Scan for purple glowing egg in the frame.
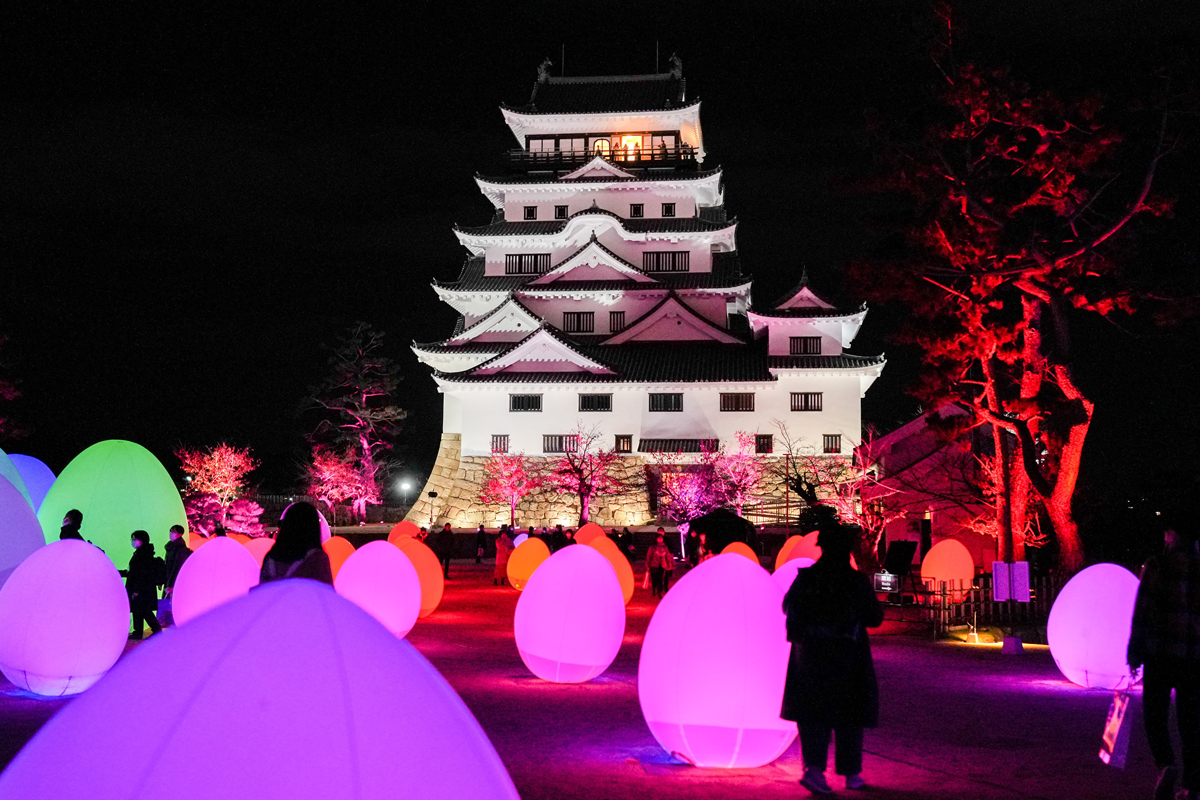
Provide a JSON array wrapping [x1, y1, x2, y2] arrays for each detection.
[[514, 544, 625, 683], [0, 581, 521, 799], [0, 448, 32, 510], [1047, 563, 1140, 689], [638, 553, 795, 768], [334, 540, 422, 638], [7, 454, 55, 512], [171, 536, 260, 626], [0, 540, 128, 696], [770, 556, 815, 594], [0, 476, 46, 587]]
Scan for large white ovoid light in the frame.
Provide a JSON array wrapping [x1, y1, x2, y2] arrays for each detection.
[[1047, 563, 1140, 689]]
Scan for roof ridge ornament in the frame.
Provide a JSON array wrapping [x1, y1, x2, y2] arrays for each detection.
[[537, 58, 553, 84], [669, 53, 682, 79]]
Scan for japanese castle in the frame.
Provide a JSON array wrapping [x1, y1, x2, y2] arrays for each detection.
[[407, 59, 885, 528]]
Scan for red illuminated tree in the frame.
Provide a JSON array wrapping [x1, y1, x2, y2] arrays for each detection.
[[478, 452, 545, 526], [548, 426, 638, 524], [306, 446, 377, 520], [855, 8, 1178, 570], [176, 443, 259, 507], [224, 498, 266, 537]]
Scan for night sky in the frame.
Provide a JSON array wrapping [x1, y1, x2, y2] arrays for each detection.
[[3, 3, 1198, 546]]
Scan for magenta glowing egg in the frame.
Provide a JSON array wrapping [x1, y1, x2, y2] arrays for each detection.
[[1047, 563, 1140, 689], [638, 553, 795, 768], [770, 557, 815, 594], [920, 539, 975, 598], [0, 477, 46, 587], [512, 533, 528, 546], [514, 545, 625, 683], [0, 540, 128, 696], [8, 454, 55, 512], [171, 536, 260, 626], [0, 581, 521, 800], [334, 541, 422, 638]]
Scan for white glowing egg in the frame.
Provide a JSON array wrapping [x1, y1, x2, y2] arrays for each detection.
[[1047, 563, 1140, 689], [514, 545, 626, 683], [770, 557, 815, 594], [0, 540, 128, 696], [334, 541, 422, 638], [0, 581, 521, 799], [7, 454, 55, 512], [638, 553, 795, 768], [171, 536, 260, 625], [0, 477, 46, 587]]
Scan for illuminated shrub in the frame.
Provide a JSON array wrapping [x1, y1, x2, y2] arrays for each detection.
[[638, 553, 795, 768], [506, 537, 550, 591], [586, 535, 635, 604], [720, 541, 758, 564], [388, 520, 422, 544], [392, 537, 444, 618], [7, 454, 55, 512], [573, 522, 605, 546], [172, 537, 260, 625], [322, 535, 356, 580], [334, 541, 421, 638], [920, 539, 975, 599], [36, 441, 186, 568], [1047, 563, 1140, 689], [0, 581, 521, 799], [0, 477, 46, 587], [0, 540, 128, 696], [242, 536, 275, 568], [770, 557, 815, 594], [514, 545, 625, 683]]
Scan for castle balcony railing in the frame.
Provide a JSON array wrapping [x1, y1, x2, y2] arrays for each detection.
[[505, 146, 699, 173]]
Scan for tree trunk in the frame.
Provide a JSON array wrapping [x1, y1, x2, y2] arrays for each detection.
[[510, 499, 517, 528], [579, 491, 590, 524], [1044, 365, 1092, 574]]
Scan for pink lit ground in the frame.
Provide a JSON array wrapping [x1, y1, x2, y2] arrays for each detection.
[[0, 562, 1166, 799]]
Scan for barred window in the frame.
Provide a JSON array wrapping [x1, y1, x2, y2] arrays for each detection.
[[543, 434, 579, 453], [630, 203, 644, 218], [505, 254, 551, 275], [649, 393, 683, 412], [642, 251, 690, 272], [720, 393, 755, 412], [491, 435, 509, 453], [823, 434, 842, 454], [790, 392, 823, 412], [661, 202, 676, 217], [509, 394, 542, 412], [609, 310, 626, 333], [523, 206, 538, 220], [615, 434, 633, 453], [562, 312, 595, 333], [755, 434, 774, 454], [578, 394, 612, 412], [554, 204, 568, 219], [790, 336, 822, 355]]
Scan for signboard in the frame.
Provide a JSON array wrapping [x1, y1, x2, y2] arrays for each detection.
[[993, 561, 1031, 603]]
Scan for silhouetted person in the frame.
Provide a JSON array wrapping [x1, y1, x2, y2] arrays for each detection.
[[436, 523, 454, 578], [261, 502, 332, 584], [59, 509, 84, 540], [1129, 514, 1200, 800], [782, 526, 883, 795], [476, 525, 487, 564], [549, 525, 568, 553], [123, 531, 162, 640], [159, 524, 190, 626], [685, 528, 701, 567], [620, 527, 636, 562], [494, 529, 514, 586]]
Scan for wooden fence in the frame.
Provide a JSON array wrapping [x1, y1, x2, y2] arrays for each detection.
[[887, 572, 1064, 638]]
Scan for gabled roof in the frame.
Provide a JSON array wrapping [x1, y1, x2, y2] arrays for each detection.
[[454, 214, 734, 238], [602, 293, 742, 345], [558, 156, 639, 181], [529, 235, 657, 285], [750, 269, 865, 318], [447, 295, 543, 344], [506, 72, 686, 115], [434, 253, 751, 294], [472, 327, 617, 376]]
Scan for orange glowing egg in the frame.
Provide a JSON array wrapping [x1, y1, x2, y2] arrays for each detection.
[[242, 537, 275, 568], [920, 539, 975, 600], [507, 538, 550, 591], [388, 521, 422, 545], [774, 535, 803, 570], [391, 537, 444, 618], [226, 532, 251, 545], [721, 541, 759, 564], [574, 523, 606, 546], [790, 531, 858, 570], [322, 536, 356, 580], [587, 535, 635, 604], [186, 532, 210, 552]]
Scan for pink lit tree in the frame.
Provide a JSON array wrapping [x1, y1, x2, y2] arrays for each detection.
[[653, 445, 724, 527], [712, 432, 768, 516], [478, 453, 544, 527], [184, 494, 225, 536], [224, 498, 267, 537], [306, 446, 378, 521], [549, 426, 636, 525], [176, 443, 259, 507]]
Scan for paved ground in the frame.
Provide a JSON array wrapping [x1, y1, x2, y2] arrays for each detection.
[[0, 561, 1170, 799]]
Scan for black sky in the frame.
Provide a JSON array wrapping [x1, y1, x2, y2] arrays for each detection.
[[2, 2, 1198, 533]]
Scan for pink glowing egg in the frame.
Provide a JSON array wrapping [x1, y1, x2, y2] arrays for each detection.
[[1047, 563, 1140, 689], [920, 539, 975, 598], [507, 537, 550, 591], [7, 454, 56, 512], [770, 557, 816, 594], [574, 522, 605, 546], [388, 520, 422, 544], [0, 477, 47, 587], [0, 540, 128, 696], [639, 553, 796, 768], [721, 541, 759, 564], [0, 581, 521, 800], [514, 545, 626, 683], [322, 535, 356, 580], [586, 535, 635, 605], [242, 536, 275, 568], [172, 536, 260, 626], [392, 537, 444, 618], [334, 541, 422, 638], [774, 535, 803, 570], [512, 533, 528, 546]]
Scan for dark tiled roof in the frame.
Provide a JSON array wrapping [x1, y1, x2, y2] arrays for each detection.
[[768, 354, 886, 369], [639, 439, 719, 453], [507, 73, 687, 115], [435, 254, 750, 293], [748, 305, 866, 319], [476, 168, 722, 185], [412, 341, 510, 355], [455, 215, 734, 237]]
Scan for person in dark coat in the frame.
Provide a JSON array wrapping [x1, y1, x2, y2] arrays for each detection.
[[163, 524, 190, 591], [261, 502, 333, 584], [549, 525, 568, 553], [435, 523, 454, 578], [684, 528, 701, 567], [59, 509, 84, 540], [475, 525, 488, 564], [123, 530, 162, 639], [782, 525, 883, 795]]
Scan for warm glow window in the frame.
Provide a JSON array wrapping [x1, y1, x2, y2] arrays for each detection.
[[791, 392, 823, 412], [643, 252, 689, 272], [755, 434, 774, 454], [823, 434, 842, 454], [523, 206, 538, 221], [615, 434, 633, 453], [609, 311, 626, 333], [790, 336, 822, 355], [505, 254, 551, 275], [649, 393, 683, 412], [543, 434, 579, 453], [630, 203, 644, 219], [554, 205, 568, 219], [510, 394, 543, 412], [578, 394, 612, 412], [491, 435, 509, 453], [563, 312, 594, 333], [662, 203, 676, 218], [720, 393, 755, 412]]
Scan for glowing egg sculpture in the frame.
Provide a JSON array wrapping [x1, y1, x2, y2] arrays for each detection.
[[506, 537, 550, 591], [721, 541, 759, 564], [0, 477, 47, 587], [392, 537, 444, 618], [512, 533, 528, 547], [639, 553, 795, 768], [186, 532, 211, 552], [35, 440, 186, 567], [334, 541, 422, 638], [514, 545, 625, 683], [586, 534, 635, 604], [388, 520, 422, 544], [573, 522, 605, 546], [0, 581, 521, 800], [792, 531, 823, 562], [0, 540, 128, 696], [770, 557, 816, 594], [774, 535, 803, 570], [242, 536, 275, 568], [1047, 563, 1140, 689], [322, 535, 356, 580], [920, 539, 975, 600], [0, 449, 32, 510], [171, 536, 260, 626], [8, 454, 55, 512]]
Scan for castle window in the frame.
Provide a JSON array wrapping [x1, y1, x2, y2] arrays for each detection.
[[562, 312, 594, 333], [790, 336, 822, 355], [649, 393, 683, 412], [609, 311, 626, 333], [791, 392, 823, 412], [643, 251, 690, 272], [543, 434, 579, 453], [505, 254, 551, 275], [755, 434, 774, 454], [523, 206, 538, 220], [578, 394, 612, 412], [630, 203, 644, 218], [615, 434, 633, 453], [661, 203, 676, 217], [510, 394, 542, 412], [720, 393, 755, 412], [555, 205, 568, 219], [491, 435, 509, 453], [823, 434, 842, 454]]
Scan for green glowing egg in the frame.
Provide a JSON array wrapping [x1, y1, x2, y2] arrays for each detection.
[[36, 441, 186, 568]]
